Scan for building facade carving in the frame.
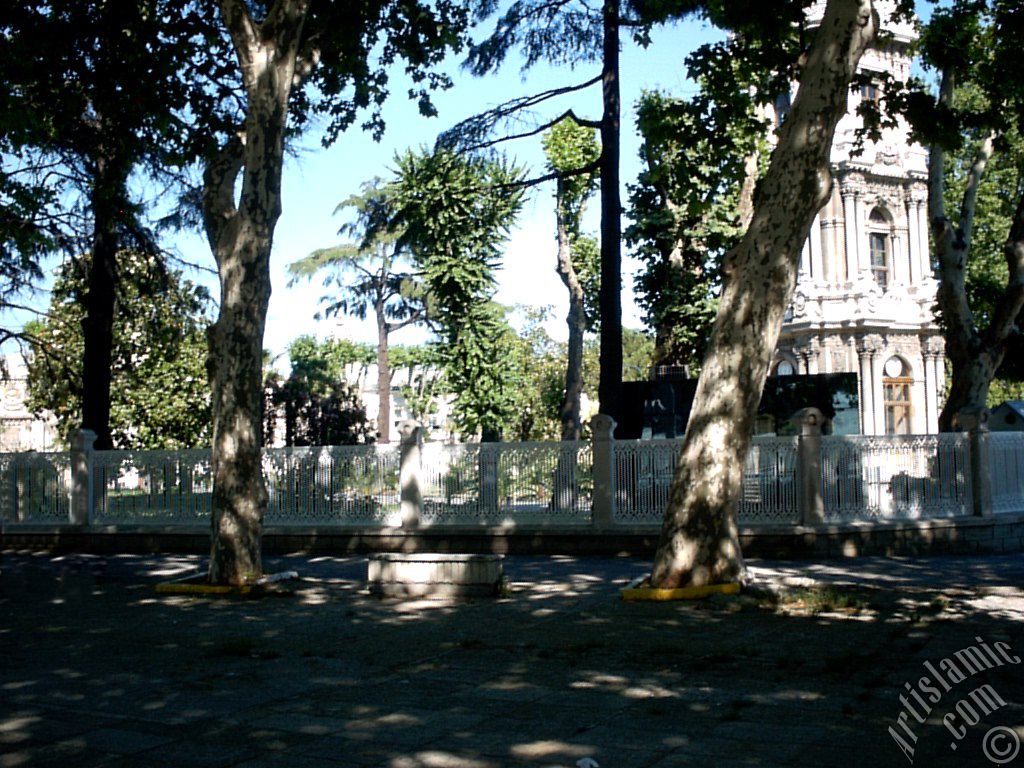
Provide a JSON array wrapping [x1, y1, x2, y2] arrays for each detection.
[[773, 1, 943, 435]]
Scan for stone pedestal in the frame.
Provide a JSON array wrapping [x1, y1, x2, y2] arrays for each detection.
[[367, 553, 504, 598]]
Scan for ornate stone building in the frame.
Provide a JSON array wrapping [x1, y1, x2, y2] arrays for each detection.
[[773, 2, 944, 435]]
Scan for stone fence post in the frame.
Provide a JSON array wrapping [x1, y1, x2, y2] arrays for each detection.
[[398, 420, 423, 529], [789, 408, 824, 526], [590, 414, 617, 529], [70, 429, 96, 526], [954, 408, 992, 517]]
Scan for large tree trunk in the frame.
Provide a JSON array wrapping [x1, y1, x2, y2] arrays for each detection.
[[931, 73, 1024, 430], [650, 0, 877, 589], [80, 154, 125, 450], [597, 0, 622, 428], [375, 301, 392, 443], [203, 0, 308, 586], [555, 183, 587, 441]]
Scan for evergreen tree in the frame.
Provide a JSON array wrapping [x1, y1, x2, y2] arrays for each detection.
[[25, 252, 211, 449]]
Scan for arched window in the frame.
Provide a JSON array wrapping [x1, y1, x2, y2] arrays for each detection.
[[868, 207, 892, 290], [883, 356, 912, 435]]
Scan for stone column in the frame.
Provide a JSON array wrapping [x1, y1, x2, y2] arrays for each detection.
[[841, 182, 861, 282], [872, 347, 887, 436], [914, 192, 931, 279], [809, 214, 823, 284], [905, 192, 920, 285], [70, 429, 97, 527], [953, 408, 992, 517], [821, 219, 841, 284], [923, 336, 945, 434], [856, 335, 883, 435], [790, 407, 825, 525], [589, 414, 617, 529], [893, 226, 909, 285], [807, 337, 822, 375], [856, 194, 872, 278], [398, 420, 423, 529]]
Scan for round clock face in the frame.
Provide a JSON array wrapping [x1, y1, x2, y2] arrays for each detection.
[[884, 357, 905, 378], [776, 361, 794, 376]]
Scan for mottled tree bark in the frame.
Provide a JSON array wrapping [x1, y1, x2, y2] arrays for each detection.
[[203, 0, 309, 585], [651, 0, 877, 589], [597, 0, 622, 428], [931, 73, 1024, 430]]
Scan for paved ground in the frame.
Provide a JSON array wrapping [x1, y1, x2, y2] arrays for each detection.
[[2, 550, 1023, 768]]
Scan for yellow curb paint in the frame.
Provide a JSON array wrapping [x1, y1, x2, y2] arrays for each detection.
[[620, 581, 741, 602], [155, 582, 253, 596]]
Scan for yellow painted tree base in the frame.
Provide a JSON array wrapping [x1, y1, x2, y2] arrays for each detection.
[[155, 570, 297, 597], [155, 581, 254, 596], [620, 580, 741, 602]]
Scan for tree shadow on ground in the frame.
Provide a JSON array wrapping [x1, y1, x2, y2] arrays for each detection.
[[1, 551, 1022, 768]]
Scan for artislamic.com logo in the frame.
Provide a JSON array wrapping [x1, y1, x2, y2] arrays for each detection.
[[889, 635, 1021, 764]]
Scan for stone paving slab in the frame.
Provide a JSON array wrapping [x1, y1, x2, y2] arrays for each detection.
[[3, 551, 1024, 767]]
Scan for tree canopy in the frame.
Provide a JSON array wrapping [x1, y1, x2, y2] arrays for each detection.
[[385, 148, 525, 440], [25, 251, 212, 449]]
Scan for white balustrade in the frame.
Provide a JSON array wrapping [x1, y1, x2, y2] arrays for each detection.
[[2, 427, 1019, 529], [821, 434, 972, 520], [0, 451, 71, 523], [92, 449, 213, 524], [991, 432, 1024, 514], [612, 436, 800, 525], [418, 441, 592, 525], [263, 445, 400, 525]]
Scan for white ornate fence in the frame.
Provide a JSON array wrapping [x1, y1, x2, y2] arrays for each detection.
[[93, 450, 213, 524], [821, 434, 973, 520], [1, 421, 1022, 529], [611, 436, 801, 525], [991, 432, 1024, 514], [0, 451, 71, 523], [418, 441, 592, 526]]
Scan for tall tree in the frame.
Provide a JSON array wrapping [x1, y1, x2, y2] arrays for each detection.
[[385, 148, 525, 441], [201, 1, 466, 585], [1, 2, 235, 449], [288, 182, 427, 443], [888, 2, 1024, 428], [542, 118, 600, 440], [452, 0, 661, 427], [25, 252, 212, 449], [627, 87, 763, 373], [651, 0, 878, 588]]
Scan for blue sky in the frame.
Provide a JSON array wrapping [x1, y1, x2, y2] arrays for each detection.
[[166, 14, 720, 370]]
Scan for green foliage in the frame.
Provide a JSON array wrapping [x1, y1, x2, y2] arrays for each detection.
[[627, 88, 760, 369], [386, 148, 525, 439], [504, 307, 567, 441], [542, 117, 601, 329], [288, 180, 428, 328], [25, 252, 212, 449], [944, 85, 1024, 391], [988, 378, 1024, 408], [885, 3, 1024, 403], [265, 335, 373, 447], [621, 327, 656, 380], [542, 118, 600, 229]]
